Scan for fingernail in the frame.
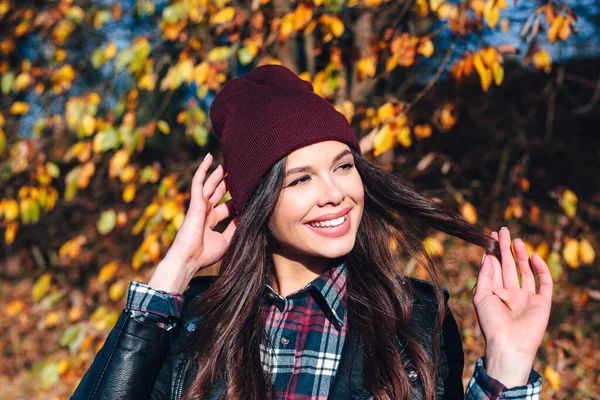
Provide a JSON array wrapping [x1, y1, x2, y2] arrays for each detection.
[[514, 237, 522, 243], [532, 252, 538, 260], [203, 152, 211, 161], [500, 226, 508, 231], [481, 253, 487, 265]]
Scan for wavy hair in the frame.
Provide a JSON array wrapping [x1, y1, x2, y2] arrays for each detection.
[[179, 146, 501, 400]]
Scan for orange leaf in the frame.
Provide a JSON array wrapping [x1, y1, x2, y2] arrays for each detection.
[[548, 14, 565, 44], [460, 202, 478, 224]]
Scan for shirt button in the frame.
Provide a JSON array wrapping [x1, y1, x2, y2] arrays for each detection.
[[280, 336, 289, 345], [407, 370, 418, 381]]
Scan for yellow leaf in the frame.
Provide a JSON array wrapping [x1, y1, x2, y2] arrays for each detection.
[[417, 39, 434, 58], [119, 165, 136, 183], [122, 183, 136, 203], [32, 273, 52, 302], [98, 261, 118, 283], [492, 61, 504, 86], [5, 221, 18, 244], [579, 239, 596, 265], [59, 235, 85, 258], [82, 114, 96, 136], [211, 7, 236, 25], [108, 281, 125, 301], [373, 124, 395, 156], [563, 238, 580, 268], [548, 14, 565, 44], [535, 241, 549, 260], [357, 56, 377, 79], [473, 53, 492, 92], [162, 200, 178, 221], [14, 72, 31, 92], [104, 42, 117, 60], [429, 0, 445, 12], [109, 149, 131, 179], [46, 311, 60, 327], [157, 120, 170, 134], [3, 198, 19, 221], [396, 126, 412, 148], [423, 237, 444, 257], [377, 102, 395, 124], [386, 53, 400, 72], [544, 366, 560, 391], [483, 0, 500, 29], [329, 16, 345, 37], [561, 189, 577, 217], [207, 46, 231, 63], [460, 202, 478, 224], [533, 49, 552, 73], [10, 101, 29, 115]]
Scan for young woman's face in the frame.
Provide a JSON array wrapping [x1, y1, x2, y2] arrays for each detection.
[[268, 140, 364, 260]]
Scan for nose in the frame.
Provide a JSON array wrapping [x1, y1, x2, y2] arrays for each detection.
[[317, 176, 346, 207]]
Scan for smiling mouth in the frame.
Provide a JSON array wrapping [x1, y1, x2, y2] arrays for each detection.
[[305, 212, 348, 228]]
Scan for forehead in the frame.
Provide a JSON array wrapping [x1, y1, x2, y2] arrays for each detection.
[[285, 140, 351, 164]]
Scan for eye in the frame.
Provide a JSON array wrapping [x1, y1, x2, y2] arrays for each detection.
[[338, 162, 354, 171], [287, 176, 310, 187]]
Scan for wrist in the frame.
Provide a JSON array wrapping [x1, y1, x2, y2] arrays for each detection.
[[147, 257, 195, 293], [483, 349, 536, 388]]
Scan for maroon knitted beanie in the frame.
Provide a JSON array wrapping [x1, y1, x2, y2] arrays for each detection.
[[209, 64, 361, 214]]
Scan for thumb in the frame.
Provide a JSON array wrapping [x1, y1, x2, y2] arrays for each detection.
[[221, 216, 238, 244]]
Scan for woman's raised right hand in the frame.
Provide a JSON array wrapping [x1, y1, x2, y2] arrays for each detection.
[[147, 152, 238, 293]]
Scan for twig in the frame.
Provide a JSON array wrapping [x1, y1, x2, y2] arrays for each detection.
[[404, 44, 454, 113], [571, 74, 600, 115]]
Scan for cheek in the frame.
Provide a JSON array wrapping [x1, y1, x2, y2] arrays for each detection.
[[271, 193, 311, 236]]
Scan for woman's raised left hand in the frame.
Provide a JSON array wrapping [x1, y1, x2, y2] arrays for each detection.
[[473, 226, 553, 387]]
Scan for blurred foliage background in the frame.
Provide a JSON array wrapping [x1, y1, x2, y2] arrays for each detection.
[[0, 0, 598, 398]]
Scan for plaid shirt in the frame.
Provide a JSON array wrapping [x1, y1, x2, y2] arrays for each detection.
[[125, 261, 543, 399]]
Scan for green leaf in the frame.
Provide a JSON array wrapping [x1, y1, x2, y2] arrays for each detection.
[[91, 46, 106, 69], [97, 209, 117, 235], [547, 251, 563, 279], [192, 125, 208, 147], [157, 120, 170, 134], [115, 50, 133, 72], [59, 325, 81, 347], [32, 273, 52, 302], [40, 362, 59, 389], [1, 71, 15, 95]]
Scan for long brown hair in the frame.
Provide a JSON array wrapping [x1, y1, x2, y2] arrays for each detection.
[[179, 147, 501, 400]]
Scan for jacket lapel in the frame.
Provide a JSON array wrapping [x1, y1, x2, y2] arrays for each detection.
[[328, 313, 373, 400]]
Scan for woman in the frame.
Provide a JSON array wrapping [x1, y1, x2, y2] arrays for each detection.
[[72, 65, 552, 400]]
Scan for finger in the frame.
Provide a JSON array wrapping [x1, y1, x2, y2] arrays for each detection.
[[490, 231, 504, 292], [531, 252, 553, 300], [208, 179, 227, 209], [206, 200, 234, 229], [203, 164, 225, 202], [473, 253, 494, 304], [498, 227, 520, 289], [221, 214, 239, 244], [514, 238, 535, 293], [190, 153, 214, 210]]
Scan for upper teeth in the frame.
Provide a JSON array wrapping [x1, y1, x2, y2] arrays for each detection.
[[308, 213, 347, 228]]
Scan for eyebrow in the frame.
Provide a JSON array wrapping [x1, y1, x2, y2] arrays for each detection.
[[285, 149, 353, 177]]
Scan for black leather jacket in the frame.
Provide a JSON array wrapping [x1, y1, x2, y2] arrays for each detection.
[[71, 276, 465, 400]]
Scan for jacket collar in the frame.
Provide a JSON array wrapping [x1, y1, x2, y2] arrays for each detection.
[[264, 260, 347, 328]]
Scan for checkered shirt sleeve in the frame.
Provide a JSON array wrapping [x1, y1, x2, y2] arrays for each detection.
[[124, 281, 185, 331], [466, 357, 543, 399]]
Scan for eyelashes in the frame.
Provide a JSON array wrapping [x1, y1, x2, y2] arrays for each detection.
[[286, 163, 355, 187]]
